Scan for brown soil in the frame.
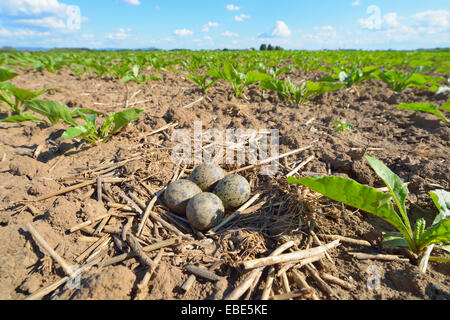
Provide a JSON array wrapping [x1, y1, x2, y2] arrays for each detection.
[[0, 66, 449, 300]]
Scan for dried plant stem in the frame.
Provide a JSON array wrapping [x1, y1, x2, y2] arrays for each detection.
[[280, 271, 291, 294], [144, 122, 178, 137], [318, 234, 371, 247], [225, 240, 295, 300], [181, 275, 196, 294], [96, 177, 102, 203], [126, 233, 154, 268], [26, 223, 76, 277], [348, 252, 409, 262], [305, 264, 339, 299], [135, 248, 164, 300], [183, 97, 204, 109], [74, 234, 109, 264], [242, 240, 340, 270], [149, 210, 191, 240], [261, 267, 275, 300], [227, 142, 317, 175], [320, 273, 355, 290], [210, 193, 261, 233], [35, 178, 127, 201], [286, 156, 315, 177], [137, 189, 165, 237], [270, 289, 311, 300], [290, 269, 319, 300], [99, 237, 180, 268], [311, 230, 334, 265], [184, 265, 223, 281], [25, 256, 101, 300]]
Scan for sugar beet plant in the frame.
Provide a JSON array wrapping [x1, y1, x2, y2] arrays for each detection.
[[395, 99, 449, 126], [287, 156, 450, 260], [260, 78, 343, 105], [62, 108, 143, 146]]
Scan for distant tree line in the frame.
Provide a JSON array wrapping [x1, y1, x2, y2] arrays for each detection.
[[259, 44, 283, 51]]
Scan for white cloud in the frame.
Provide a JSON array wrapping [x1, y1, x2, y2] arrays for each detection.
[[352, 0, 360, 6], [226, 4, 240, 11], [0, 1, 85, 31], [0, 28, 12, 37], [0, 0, 70, 16], [202, 22, 220, 32], [174, 28, 193, 36], [123, 0, 140, 5], [16, 16, 66, 29], [271, 21, 291, 37], [81, 33, 94, 40], [413, 10, 450, 27], [0, 27, 51, 38], [107, 28, 131, 40], [383, 12, 400, 28], [234, 14, 251, 22], [221, 31, 239, 37]]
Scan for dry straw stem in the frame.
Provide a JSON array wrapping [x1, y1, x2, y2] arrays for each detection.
[[311, 230, 334, 265], [148, 210, 192, 240], [290, 269, 319, 300], [286, 155, 315, 177], [270, 289, 311, 300], [135, 248, 164, 300], [96, 177, 102, 203], [183, 96, 204, 109], [115, 188, 143, 215], [143, 121, 178, 137], [26, 223, 76, 278], [225, 240, 295, 300], [320, 273, 355, 291], [74, 234, 109, 264], [25, 256, 102, 300], [128, 192, 147, 211], [86, 156, 141, 174], [260, 267, 275, 300], [305, 264, 339, 299], [68, 212, 111, 233], [181, 274, 197, 294], [210, 193, 262, 233], [126, 233, 156, 268], [99, 237, 180, 268], [227, 141, 318, 175], [137, 188, 165, 237], [280, 271, 291, 294], [242, 240, 340, 270], [348, 252, 409, 262], [318, 234, 371, 247], [35, 178, 127, 201], [184, 265, 223, 282]]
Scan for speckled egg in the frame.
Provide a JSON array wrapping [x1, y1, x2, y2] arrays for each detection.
[[213, 174, 251, 209], [186, 192, 225, 231], [188, 163, 226, 191], [163, 179, 202, 215]]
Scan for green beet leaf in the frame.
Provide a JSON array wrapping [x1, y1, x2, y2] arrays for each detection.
[[286, 175, 412, 245]]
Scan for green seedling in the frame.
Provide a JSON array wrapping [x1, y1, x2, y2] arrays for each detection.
[[320, 65, 378, 88], [331, 121, 355, 133], [375, 70, 432, 92], [287, 156, 450, 258], [1, 99, 101, 125], [260, 78, 342, 105], [207, 62, 271, 98], [62, 108, 143, 145], [183, 72, 216, 93], [394, 99, 449, 125]]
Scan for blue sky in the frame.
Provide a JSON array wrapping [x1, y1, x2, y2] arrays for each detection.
[[0, 0, 449, 50]]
